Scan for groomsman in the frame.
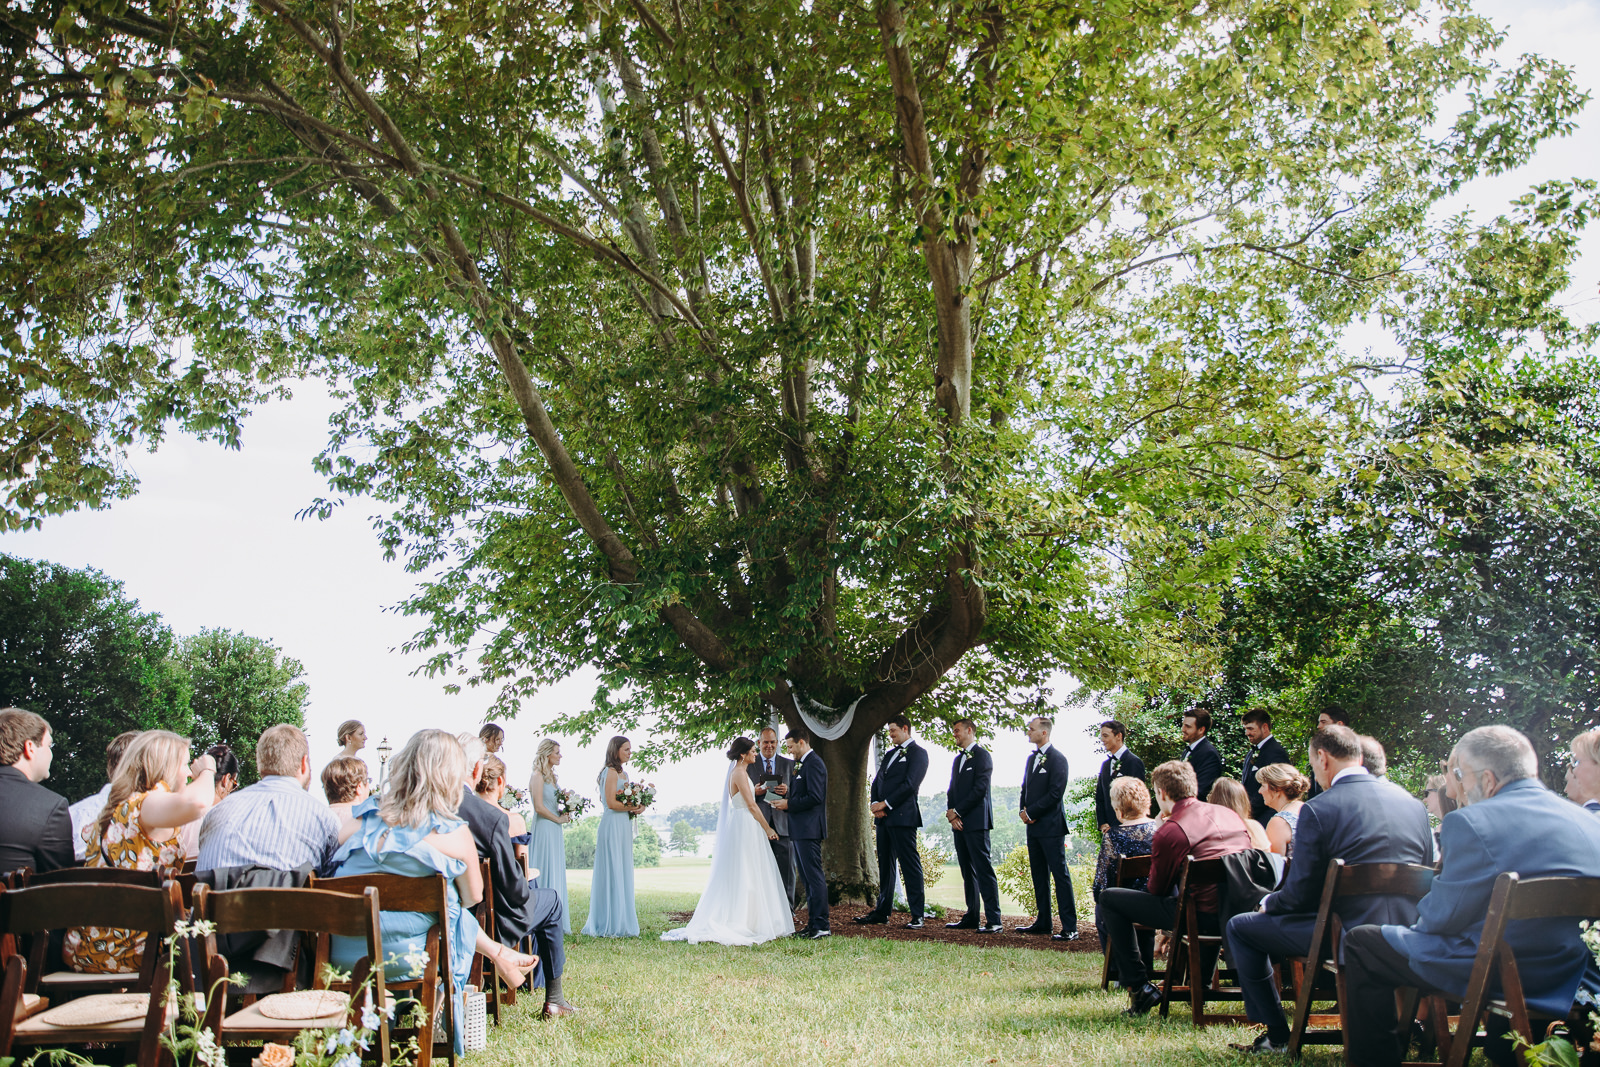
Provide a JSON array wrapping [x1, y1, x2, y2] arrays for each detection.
[[1017, 715, 1078, 940], [1240, 708, 1291, 824], [1095, 720, 1147, 833], [752, 726, 797, 909], [1181, 708, 1223, 802], [772, 727, 829, 939], [944, 718, 1002, 932], [1305, 704, 1350, 800], [856, 715, 929, 927]]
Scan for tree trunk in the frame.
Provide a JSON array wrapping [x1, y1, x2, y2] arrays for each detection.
[[811, 732, 876, 903]]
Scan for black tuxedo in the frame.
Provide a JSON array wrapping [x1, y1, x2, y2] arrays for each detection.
[[1224, 772, 1435, 1044], [1240, 735, 1291, 823], [867, 740, 928, 918], [784, 750, 828, 931], [1020, 744, 1076, 931], [1183, 736, 1223, 802], [752, 752, 796, 908], [1094, 748, 1147, 829], [459, 787, 565, 990], [0, 765, 73, 878], [947, 744, 1000, 925]]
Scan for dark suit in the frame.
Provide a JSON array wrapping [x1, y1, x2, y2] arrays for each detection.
[[459, 788, 564, 991], [1223, 770, 1434, 1042], [752, 752, 796, 908], [1183, 736, 1223, 802], [1094, 748, 1147, 830], [867, 740, 928, 918], [784, 750, 828, 931], [1343, 778, 1600, 1066], [1241, 735, 1292, 824], [947, 744, 1000, 926], [0, 765, 73, 878], [1020, 744, 1076, 931]]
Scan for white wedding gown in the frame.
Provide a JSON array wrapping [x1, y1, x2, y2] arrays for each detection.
[[661, 766, 794, 946]]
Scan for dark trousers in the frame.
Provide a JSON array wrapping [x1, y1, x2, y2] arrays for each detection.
[[499, 885, 565, 990], [1343, 924, 1442, 1067], [1225, 910, 1317, 1042], [952, 828, 1001, 925], [770, 836, 796, 910], [871, 823, 925, 918], [1101, 889, 1220, 988], [1027, 834, 1077, 931], [793, 837, 829, 930]]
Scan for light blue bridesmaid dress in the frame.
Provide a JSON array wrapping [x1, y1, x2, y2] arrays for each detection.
[[580, 767, 639, 937], [529, 778, 571, 933]]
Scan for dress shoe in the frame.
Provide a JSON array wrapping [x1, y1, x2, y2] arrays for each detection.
[[541, 1001, 579, 1019], [978, 923, 1006, 934], [945, 920, 980, 930], [1123, 982, 1162, 1016], [905, 918, 924, 929], [799, 928, 832, 940], [1013, 923, 1051, 934], [852, 914, 888, 925], [1227, 1033, 1289, 1055], [1052, 930, 1081, 942]]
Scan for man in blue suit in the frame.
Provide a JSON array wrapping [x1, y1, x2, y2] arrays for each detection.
[[944, 717, 1002, 932], [772, 727, 830, 939], [1017, 715, 1079, 940], [856, 714, 930, 927], [1343, 726, 1600, 1067], [1223, 724, 1434, 1055]]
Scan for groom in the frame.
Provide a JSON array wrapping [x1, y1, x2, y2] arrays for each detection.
[[772, 726, 830, 939]]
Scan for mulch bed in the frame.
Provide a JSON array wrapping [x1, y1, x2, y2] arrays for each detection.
[[665, 901, 1103, 953]]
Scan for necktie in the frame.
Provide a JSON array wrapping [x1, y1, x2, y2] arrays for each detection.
[[766, 758, 773, 776]]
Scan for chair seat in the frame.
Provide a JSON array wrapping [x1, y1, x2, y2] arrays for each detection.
[[13, 992, 182, 1044], [38, 970, 142, 993], [220, 992, 396, 1036]]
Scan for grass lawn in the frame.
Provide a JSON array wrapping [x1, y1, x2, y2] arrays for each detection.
[[470, 879, 1350, 1066]]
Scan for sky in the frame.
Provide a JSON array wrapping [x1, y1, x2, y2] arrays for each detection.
[[10, 0, 1598, 817]]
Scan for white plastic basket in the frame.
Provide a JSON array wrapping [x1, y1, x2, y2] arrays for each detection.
[[462, 987, 488, 1052]]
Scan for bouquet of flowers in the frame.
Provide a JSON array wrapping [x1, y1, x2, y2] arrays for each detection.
[[615, 780, 656, 819], [500, 785, 530, 817], [556, 788, 591, 820]]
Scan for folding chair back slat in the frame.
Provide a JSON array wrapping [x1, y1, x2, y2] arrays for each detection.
[[1157, 857, 1248, 1026], [20, 867, 163, 889]]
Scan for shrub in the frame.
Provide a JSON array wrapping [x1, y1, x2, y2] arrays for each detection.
[[995, 843, 1095, 921], [634, 823, 662, 867], [917, 834, 953, 889], [564, 815, 662, 868]]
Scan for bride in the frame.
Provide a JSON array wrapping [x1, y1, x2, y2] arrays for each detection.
[[661, 736, 795, 945]]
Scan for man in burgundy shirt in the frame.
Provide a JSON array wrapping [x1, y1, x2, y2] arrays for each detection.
[[1100, 759, 1252, 1015]]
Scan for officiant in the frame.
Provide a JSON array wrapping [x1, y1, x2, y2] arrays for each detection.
[[752, 726, 798, 909]]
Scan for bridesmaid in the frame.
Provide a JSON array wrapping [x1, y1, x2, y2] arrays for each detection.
[[528, 739, 572, 932], [581, 735, 644, 937]]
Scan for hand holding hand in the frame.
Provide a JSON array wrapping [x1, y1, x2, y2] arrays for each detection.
[[951, 815, 963, 832], [1020, 810, 1034, 825]]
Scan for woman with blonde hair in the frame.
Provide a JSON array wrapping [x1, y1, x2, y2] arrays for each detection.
[[1566, 727, 1600, 814], [1207, 777, 1273, 851], [67, 730, 215, 973], [1092, 776, 1158, 961], [329, 729, 535, 1054], [527, 739, 572, 931], [1254, 763, 1310, 858]]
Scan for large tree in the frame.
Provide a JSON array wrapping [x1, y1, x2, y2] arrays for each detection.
[[4, 0, 1590, 891], [177, 628, 310, 783]]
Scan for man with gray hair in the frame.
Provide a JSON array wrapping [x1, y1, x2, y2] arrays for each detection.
[[1341, 726, 1600, 1067], [197, 724, 340, 873]]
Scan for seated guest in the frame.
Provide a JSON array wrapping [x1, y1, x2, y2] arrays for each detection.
[[181, 743, 240, 860], [1102, 760, 1252, 1016], [0, 707, 74, 878], [1208, 777, 1273, 852], [1359, 735, 1387, 777], [68, 730, 140, 862], [456, 732, 578, 1017], [1343, 726, 1600, 1067], [1566, 727, 1600, 814], [198, 725, 340, 873], [330, 730, 536, 1056], [67, 731, 215, 972], [321, 755, 372, 824], [1253, 763, 1308, 859], [475, 754, 530, 870], [1223, 724, 1433, 1054], [1093, 776, 1158, 969]]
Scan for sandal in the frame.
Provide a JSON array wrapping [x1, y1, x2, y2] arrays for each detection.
[[489, 944, 538, 990]]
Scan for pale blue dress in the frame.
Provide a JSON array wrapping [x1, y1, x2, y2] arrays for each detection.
[[581, 767, 638, 937], [328, 798, 479, 1054], [529, 779, 571, 933]]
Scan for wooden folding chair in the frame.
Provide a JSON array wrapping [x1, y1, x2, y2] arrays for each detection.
[[19, 867, 162, 889], [1158, 856, 1250, 1025], [1, 880, 184, 1067], [310, 872, 457, 1067], [1100, 855, 1158, 991], [1287, 860, 1436, 1060], [1403, 873, 1600, 1067], [194, 884, 390, 1066], [11, 867, 178, 1002], [469, 859, 507, 1024]]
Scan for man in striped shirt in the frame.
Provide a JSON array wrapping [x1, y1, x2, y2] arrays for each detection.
[[197, 724, 341, 874]]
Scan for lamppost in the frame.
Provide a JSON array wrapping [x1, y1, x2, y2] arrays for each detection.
[[377, 737, 393, 791]]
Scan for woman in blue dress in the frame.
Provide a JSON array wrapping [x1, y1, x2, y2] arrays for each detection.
[[527, 739, 572, 932], [581, 735, 645, 937], [330, 729, 537, 1053]]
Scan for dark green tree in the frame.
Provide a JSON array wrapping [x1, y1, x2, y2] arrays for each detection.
[[0, 554, 191, 797], [176, 628, 310, 784]]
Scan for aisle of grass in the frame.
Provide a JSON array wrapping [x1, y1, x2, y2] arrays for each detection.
[[472, 885, 1347, 1066]]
